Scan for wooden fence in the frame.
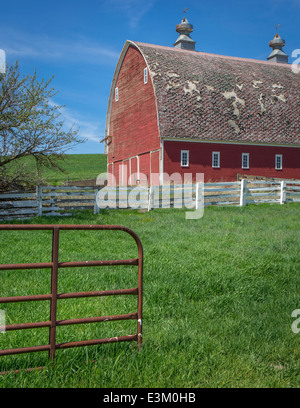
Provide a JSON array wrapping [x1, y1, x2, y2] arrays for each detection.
[[40, 186, 98, 217], [0, 180, 300, 220], [97, 179, 300, 210], [0, 186, 98, 221], [0, 190, 39, 220]]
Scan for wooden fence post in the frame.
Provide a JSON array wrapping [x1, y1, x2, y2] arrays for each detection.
[[37, 186, 42, 216], [148, 186, 155, 212], [240, 179, 247, 207], [195, 182, 203, 210], [94, 189, 100, 214], [280, 180, 286, 205]]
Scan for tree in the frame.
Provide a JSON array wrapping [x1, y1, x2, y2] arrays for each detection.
[[0, 62, 84, 191]]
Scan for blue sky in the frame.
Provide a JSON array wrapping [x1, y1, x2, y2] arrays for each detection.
[[1, 0, 299, 154]]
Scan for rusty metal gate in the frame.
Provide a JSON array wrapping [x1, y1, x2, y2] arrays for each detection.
[[0, 224, 143, 374]]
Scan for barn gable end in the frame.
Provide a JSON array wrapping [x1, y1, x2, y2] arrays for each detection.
[[106, 42, 160, 185]]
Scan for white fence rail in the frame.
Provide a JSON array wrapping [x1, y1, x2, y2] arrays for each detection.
[[0, 190, 39, 220], [0, 179, 300, 220], [40, 186, 97, 217], [97, 179, 300, 210], [0, 186, 98, 221], [285, 181, 300, 203]]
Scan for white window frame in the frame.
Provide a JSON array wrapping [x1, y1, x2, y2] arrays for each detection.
[[212, 152, 220, 168], [275, 154, 282, 170], [144, 67, 148, 84], [181, 150, 189, 167], [242, 153, 249, 169], [115, 87, 119, 102]]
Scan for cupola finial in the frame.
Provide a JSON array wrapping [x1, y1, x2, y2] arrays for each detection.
[[173, 10, 196, 51], [267, 25, 288, 64]]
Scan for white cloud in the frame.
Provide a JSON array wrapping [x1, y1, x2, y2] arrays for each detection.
[[105, 0, 156, 28], [48, 99, 104, 144], [63, 111, 104, 144], [2, 29, 119, 65]]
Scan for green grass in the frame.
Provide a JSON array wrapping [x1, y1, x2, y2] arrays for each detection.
[[0, 204, 299, 388], [6, 154, 107, 186]]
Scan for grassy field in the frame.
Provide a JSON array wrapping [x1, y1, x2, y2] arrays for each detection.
[[0, 204, 299, 388], [7, 154, 107, 186]]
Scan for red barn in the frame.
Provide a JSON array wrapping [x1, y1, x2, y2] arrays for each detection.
[[105, 18, 300, 185]]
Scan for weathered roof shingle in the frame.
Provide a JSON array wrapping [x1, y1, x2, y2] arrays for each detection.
[[135, 42, 300, 145]]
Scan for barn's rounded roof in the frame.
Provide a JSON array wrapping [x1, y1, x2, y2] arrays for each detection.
[[106, 41, 300, 146], [138, 41, 300, 146]]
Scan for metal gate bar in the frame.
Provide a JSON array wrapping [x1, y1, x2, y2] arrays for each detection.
[[0, 224, 143, 374]]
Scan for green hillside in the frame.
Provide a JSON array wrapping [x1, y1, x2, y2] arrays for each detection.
[[7, 154, 107, 186], [41, 154, 107, 185]]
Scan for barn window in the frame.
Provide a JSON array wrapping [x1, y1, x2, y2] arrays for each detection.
[[115, 87, 119, 102], [181, 150, 189, 167], [242, 153, 249, 169], [212, 152, 220, 168], [144, 67, 148, 84], [275, 154, 282, 170]]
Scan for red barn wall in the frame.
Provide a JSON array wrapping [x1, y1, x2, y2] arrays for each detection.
[[163, 140, 300, 182], [130, 157, 138, 185], [107, 45, 160, 185], [122, 159, 130, 186], [150, 151, 160, 185], [113, 161, 122, 186], [139, 153, 151, 185]]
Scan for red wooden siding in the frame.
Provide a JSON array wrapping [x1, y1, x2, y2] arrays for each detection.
[[113, 161, 122, 186], [163, 140, 300, 182], [138, 153, 150, 185], [150, 151, 160, 185], [129, 157, 138, 185], [107, 163, 114, 186], [121, 159, 130, 186]]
